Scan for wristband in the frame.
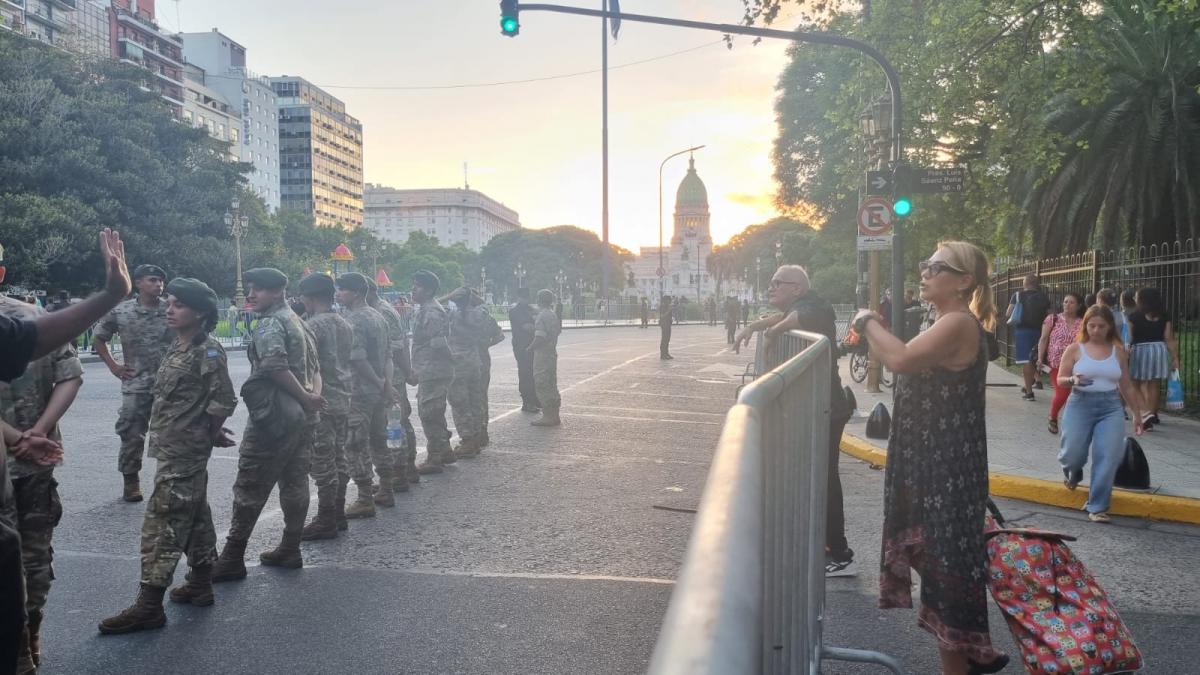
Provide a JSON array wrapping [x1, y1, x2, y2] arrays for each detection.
[[853, 313, 876, 335]]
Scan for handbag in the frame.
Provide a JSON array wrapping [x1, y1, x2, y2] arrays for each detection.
[[1166, 369, 1185, 411], [1007, 292, 1023, 326]]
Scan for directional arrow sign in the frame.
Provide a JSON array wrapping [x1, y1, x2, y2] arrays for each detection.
[[865, 170, 893, 196]]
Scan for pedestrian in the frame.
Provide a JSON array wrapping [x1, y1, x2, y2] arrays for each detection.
[[1097, 288, 1127, 345], [474, 290, 505, 448], [529, 289, 561, 427], [741, 299, 750, 327], [297, 274, 355, 539], [508, 287, 541, 413], [1057, 305, 1147, 523], [368, 281, 417, 491], [337, 273, 394, 516], [93, 263, 173, 502], [639, 297, 649, 329], [1127, 287, 1180, 428], [706, 297, 717, 326], [225, 303, 239, 338], [445, 286, 487, 458], [212, 268, 323, 582], [98, 278, 237, 635], [1005, 273, 1051, 401], [411, 270, 455, 474], [724, 295, 740, 344], [733, 265, 855, 578], [1036, 291, 1085, 434], [659, 295, 674, 360], [852, 241, 1009, 675], [0, 287, 84, 668]]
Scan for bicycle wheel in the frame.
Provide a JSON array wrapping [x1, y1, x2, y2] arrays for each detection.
[[850, 351, 868, 384], [880, 367, 894, 388]]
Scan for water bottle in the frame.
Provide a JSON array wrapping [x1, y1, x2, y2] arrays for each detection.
[[386, 404, 406, 451]]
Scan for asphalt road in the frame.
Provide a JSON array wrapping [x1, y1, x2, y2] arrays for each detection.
[[32, 324, 1200, 674]]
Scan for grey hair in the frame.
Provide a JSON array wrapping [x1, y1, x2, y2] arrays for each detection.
[[775, 264, 810, 294]]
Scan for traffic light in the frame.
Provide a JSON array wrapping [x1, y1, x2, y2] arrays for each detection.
[[891, 166, 912, 218], [500, 0, 520, 36], [892, 196, 913, 218]]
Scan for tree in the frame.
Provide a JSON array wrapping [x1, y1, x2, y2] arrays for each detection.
[[478, 226, 632, 301]]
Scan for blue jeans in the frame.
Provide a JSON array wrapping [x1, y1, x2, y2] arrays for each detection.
[[1057, 390, 1125, 513]]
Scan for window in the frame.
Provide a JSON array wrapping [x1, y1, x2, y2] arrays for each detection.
[[182, 110, 193, 123], [230, 127, 239, 143]]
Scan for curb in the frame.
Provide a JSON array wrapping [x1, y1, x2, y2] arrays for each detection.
[[839, 433, 1200, 526]]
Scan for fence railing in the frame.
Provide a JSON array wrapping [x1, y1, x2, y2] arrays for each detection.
[[991, 240, 1200, 411], [647, 330, 907, 675]]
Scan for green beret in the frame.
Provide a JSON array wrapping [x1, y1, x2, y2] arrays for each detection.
[[244, 267, 288, 291], [412, 270, 440, 293], [337, 272, 370, 294], [298, 273, 336, 297], [166, 278, 218, 315], [133, 264, 166, 280], [537, 289, 556, 305]]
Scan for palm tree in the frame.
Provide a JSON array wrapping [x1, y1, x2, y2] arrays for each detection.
[[1013, 1, 1200, 253]]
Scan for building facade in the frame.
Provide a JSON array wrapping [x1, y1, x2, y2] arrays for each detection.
[[109, 0, 184, 115], [629, 156, 715, 301], [181, 63, 239, 161], [182, 29, 280, 210], [363, 185, 521, 252], [65, 0, 109, 57], [269, 76, 363, 230]]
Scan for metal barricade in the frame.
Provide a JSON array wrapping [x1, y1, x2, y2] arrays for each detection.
[[648, 330, 908, 675]]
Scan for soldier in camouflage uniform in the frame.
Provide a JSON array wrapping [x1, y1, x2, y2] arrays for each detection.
[[411, 271, 454, 474], [99, 278, 237, 635], [367, 281, 417, 490], [530, 289, 562, 427], [93, 264, 173, 502], [0, 293, 83, 666], [474, 290, 505, 448], [213, 269, 323, 582], [444, 288, 488, 459], [297, 274, 354, 539], [337, 273, 394, 517]]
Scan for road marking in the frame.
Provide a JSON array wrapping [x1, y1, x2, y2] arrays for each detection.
[[592, 389, 727, 402], [394, 568, 675, 585], [554, 403, 724, 418], [486, 448, 709, 466], [562, 412, 721, 426]]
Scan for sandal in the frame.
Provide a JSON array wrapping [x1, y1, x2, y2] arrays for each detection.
[[1088, 512, 1112, 523], [1063, 467, 1082, 491], [1047, 418, 1059, 434]]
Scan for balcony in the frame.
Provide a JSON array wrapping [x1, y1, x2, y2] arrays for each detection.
[[118, 36, 182, 68]]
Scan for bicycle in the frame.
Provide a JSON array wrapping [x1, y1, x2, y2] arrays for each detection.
[[841, 327, 893, 388]]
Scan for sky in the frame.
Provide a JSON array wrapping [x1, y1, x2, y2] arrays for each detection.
[[162, 0, 803, 250]]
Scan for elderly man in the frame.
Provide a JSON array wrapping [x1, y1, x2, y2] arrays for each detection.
[[735, 265, 856, 577]]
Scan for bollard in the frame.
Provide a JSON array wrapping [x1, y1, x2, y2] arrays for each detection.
[[1114, 436, 1150, 490], [842, 385, 857, 413], [865, 402, 891, 440]]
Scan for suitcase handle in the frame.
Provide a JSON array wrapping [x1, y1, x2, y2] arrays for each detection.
[[985, 527, 1077, 542]]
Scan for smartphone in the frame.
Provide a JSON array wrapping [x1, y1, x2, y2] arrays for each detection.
[[1075, 376, 1094, 387]]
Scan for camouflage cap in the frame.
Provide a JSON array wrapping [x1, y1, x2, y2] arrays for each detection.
[[133, 264, 166, 280], [297, 273, 336, 297], [336, 272, 370, 294], [412, 270, 440, 293], [166, 277, 218, 315], [243, 267, 288, 291]]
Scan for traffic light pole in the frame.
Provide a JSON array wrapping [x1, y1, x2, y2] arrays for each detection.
[[511, 3, 907, 333]]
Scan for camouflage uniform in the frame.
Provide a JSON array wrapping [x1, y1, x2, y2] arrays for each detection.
[[303, 311, 353, 492], [0, 296, 82, 622], [533, 307, 562, 410], [411, 299, 453, 464], [140, 337, 237, 587], [447, 302, 487, 447], [477, 310, 505, 439], [370, 298, 416, 479], [227, 301, 318, 544], [93, 298, 172, 475], [341, 305, 391, 488]]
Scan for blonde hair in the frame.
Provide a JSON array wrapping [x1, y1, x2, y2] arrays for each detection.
[[937, 241, 997, 331]]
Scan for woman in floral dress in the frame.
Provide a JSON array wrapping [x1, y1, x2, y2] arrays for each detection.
[[852, 241, 1008, 675]]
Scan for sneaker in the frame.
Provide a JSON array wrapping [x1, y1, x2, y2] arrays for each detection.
[[1021, 388, 1036, 401], [1033, 381, 1044, 390], [824, 557, 858, 578]]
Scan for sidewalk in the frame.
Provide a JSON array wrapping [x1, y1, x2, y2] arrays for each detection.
[[840, 362, 1200, 525]]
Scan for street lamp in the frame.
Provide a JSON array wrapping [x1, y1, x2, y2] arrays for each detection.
[[659, 144, 705, 298], [555, 268, 566, 303], [515, 262, 526, 289], [755, 256, 762, 302], [224, 197, 249, 307], [359, 242, 380, 277]]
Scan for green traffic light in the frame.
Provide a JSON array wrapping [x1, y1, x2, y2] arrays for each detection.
[[893, 197, 913, 217], [501, 16, 519, 34]]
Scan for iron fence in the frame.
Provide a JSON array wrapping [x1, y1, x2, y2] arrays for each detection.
[[991, 241, 1200, 410], [647, 330, 907, 675]]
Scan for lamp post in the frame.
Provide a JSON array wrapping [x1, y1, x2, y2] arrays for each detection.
[[659, 144, 705, 299], [754, 256, 762, 303], [860, 96, 891, 393], [515, 262, 526, 289], [556, 269, 566, 303], [360, 242, 380, 277], [224, 198, 249, 307]]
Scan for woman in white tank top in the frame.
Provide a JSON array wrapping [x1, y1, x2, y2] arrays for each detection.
[[1056, 305, 1147, 522]]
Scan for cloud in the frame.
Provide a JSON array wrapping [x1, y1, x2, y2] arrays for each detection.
[[725, 192, 774, 210]]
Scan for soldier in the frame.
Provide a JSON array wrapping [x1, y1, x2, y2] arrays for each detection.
[[410, 271, 454, 474], [337, 273, 394, 517], [658, 295, 674, 360], [366, 281, 417, 491], [474, 291, 505, 448], [98, 278, 237, 635], [529, 290, 562, 427], [0, 288, 83, 668], [94, 263, 173, 502], [297, 274, 354, 539], [444, 287, 486, 459], [212, 268, 323, 582], [507, 287, 540, 413]]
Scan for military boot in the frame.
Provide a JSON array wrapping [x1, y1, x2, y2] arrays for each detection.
[[16, 626, 34, 674], [392, 463, 410, 493], [168, 564, 215, 606], [98, 584, 167, 635], [26, 609, 43, 667], [454, 436, 480, 459], [441, 444, 458, 464], [477, 429, 490, 448], [344, 483, 376, 519], [259, 532, 304, 569], [301, 485, 339, 540], [211, 538, 248, 582], [122, 472, 143, 502], [373, 469, 396, 508], [335, 477, 350, 531], [416, 451, 444, 475], [531, 407, 562, 427], [407, 452, 420, 483]]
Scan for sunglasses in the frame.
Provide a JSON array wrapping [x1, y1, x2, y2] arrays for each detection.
[[918, 260, 966, 278], [768, 280, 800, 289]]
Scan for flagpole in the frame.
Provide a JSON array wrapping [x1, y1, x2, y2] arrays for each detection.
[[600, 0, 610, 319]]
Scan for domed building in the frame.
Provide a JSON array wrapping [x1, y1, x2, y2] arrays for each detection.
[[629, 155, 716, 302]]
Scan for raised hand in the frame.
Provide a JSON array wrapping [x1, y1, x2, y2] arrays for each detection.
[[100, 228, 131, 298]]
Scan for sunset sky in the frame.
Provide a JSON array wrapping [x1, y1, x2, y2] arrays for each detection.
[[166, 0, 803, 250]]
